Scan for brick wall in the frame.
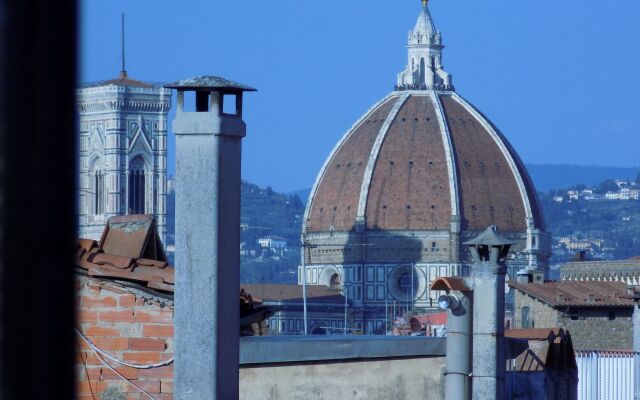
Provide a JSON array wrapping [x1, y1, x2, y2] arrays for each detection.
[[513, 289, 633, 351], [76, 276, 174, 400]]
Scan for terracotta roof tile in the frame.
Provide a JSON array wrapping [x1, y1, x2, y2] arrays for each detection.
[[508, 280, 633, 308], [505, 328, 562, 340], [306, 97, 398, 232], [430, 276, 470, 291], [413, 312, 448, 326], [440, 95, 528, 232], [240, 284, 344, 303], [88, 253, 134, 269], [366, 95, 451, 230], [76, 214, 174, 293]]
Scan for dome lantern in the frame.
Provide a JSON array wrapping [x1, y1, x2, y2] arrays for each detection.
[[397, 0, 452, 91]]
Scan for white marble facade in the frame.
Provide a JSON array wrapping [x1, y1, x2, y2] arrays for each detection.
[[77, 77, 171, 244]]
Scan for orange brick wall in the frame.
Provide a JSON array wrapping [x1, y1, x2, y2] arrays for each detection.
[[76, 276, 174, 400]]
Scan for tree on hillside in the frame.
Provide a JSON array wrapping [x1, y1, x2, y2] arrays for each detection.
[[288, 194, 304, 209], [595, 179, 619, 194]]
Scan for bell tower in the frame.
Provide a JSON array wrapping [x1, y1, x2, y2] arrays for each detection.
[[77, 14, 171, 243]]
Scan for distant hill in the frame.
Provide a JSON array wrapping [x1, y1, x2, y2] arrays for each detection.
[[526, 164, 639, 192], [290, 164, 640, 203], [289, 188, 311, 205], [165, 165, 640, 284]]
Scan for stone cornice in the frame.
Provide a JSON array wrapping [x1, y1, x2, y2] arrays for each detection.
[[78, 100, 170, 114]]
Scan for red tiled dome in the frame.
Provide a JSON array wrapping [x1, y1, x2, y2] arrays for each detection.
[[303, 92, 542, 235]]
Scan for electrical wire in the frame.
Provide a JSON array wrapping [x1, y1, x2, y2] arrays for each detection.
[[94, 351, 157, 400], [76, 328, 174, 369], [77, 328, 174, 400]]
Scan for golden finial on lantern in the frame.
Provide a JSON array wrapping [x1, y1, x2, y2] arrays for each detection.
[[422, 0, 429, 6]]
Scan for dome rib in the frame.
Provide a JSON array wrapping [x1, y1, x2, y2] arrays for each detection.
[[364, 93, 452, 231], [430, 91, 460, 220], [356, 93, 410, 224], [445, 92, 535, 231], [303, 95, 398, 233]]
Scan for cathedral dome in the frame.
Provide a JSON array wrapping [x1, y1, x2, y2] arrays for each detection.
[[302, 2, 548, 270], [303, 91, 542, 234]]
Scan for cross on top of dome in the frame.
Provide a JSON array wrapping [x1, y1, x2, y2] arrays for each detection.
[[396, 0, 453, 92]]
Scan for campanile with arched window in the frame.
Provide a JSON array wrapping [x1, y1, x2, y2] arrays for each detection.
[[77, 71, 171, 243]]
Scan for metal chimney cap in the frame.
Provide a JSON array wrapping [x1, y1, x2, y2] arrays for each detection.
[[464, 225, 515, 247]]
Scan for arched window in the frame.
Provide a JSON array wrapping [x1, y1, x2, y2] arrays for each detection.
[[94, 170, 104, 215], [129, 157, 146, 214]]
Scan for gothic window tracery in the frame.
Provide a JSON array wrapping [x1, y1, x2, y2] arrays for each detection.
[[129, 157, 146, 214], [94, 170, 104, 215], [89, 158, 105, 216]]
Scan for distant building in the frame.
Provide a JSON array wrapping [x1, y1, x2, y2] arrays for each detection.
[[509, 280, 634, 350], [561, 259, 640, 286], [567, 190, 579, 201], [77, 71, 171, 243], [241, 284, 347, 335], [553, 196, 564, 203], [581, 189, 594, 199], [555, 237, 602, 253], [605, 188, 639, 200], [258, 236, 288, 251]]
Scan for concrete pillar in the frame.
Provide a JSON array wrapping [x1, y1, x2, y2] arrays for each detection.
[[439, 290, 472, 400], [633, 297, 640, 400], [168, 77, 255, 400], [465, 226, 513, 400], [634, 301, 640, 352]]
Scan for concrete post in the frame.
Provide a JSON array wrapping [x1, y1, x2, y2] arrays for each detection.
[[634, 301, 640, 353], [633, 298, 640, 400], [168, 77, 255, 400], [465, 226, 513, 400]]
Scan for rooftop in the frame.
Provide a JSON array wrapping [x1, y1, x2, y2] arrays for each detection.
[[80, 72, 162, 89], [240, 284, 344, 304], [508, 280, 634, 308], [75, 214, 174, 293]]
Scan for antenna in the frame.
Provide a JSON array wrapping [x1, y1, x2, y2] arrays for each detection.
[[120, 13, 127, 77]]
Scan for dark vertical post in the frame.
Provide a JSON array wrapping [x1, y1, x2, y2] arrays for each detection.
[[121, 12, 126, 75], [0, 0, 77, 399]]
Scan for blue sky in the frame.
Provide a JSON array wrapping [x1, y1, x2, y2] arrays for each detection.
[[81, 1, 640, 193]]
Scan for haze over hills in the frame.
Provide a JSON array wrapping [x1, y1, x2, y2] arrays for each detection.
[[525, 164, 640, 192], [164, 163, 640, 284], [290, 164, 640, 202]]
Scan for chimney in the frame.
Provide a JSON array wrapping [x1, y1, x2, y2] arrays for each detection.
[[516, 268, 531, 284], [465, 226, 514, 400], [632, 288, 640, 400], [434, 280, 472, 400], [166, 76, 255, 400]]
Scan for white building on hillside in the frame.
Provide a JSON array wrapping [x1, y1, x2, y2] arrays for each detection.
[[258, 236, 288, 251]]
